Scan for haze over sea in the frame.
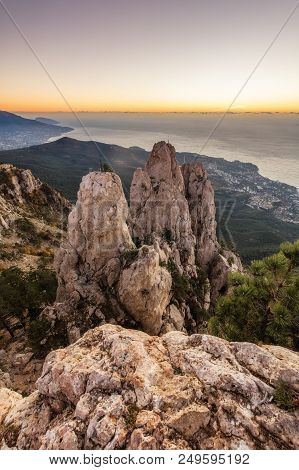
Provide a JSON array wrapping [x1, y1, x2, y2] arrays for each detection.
[[23, 112, 299, 189]]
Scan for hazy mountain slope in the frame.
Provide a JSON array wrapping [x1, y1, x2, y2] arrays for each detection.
[[0, 111, 73, 150], [0, 137, 297, 263], [0, 137, 148, 200], [35, 117, 60, 125]]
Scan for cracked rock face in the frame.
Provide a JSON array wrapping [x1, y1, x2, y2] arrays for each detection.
[[42, 141, 242, 344], [129, 142, 241, 298], [55, 171, 134, 302], [0, 324, 298, 450], [0, 164, 70, 229], [129, 142, 196, 272], [182, 162, 219, 268]]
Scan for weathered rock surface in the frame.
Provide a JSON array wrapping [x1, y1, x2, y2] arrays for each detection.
[[129, 142, 196, 272], [55, 171, 134, 302], [0, 324, 298, 450], [118, 245, 172, 335], [129, 142, 241, 304], [0, 370, 11, 389], [0, 340, 42, 395], [182, 162, 219, 268], [41, 141, 241, 345], [0, 388, 22, 426], [0, 163, 70, 229]]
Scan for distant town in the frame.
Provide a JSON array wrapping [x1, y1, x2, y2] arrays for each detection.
[[180, 152, 298, 225]]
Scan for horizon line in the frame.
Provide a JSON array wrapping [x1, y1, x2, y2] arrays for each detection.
[[9, 110, 299, 115]]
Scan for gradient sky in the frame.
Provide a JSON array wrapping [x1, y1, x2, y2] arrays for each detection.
[[1, 0, 298, 112]]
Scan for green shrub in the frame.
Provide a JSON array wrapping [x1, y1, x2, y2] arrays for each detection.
[[209, 240, 299, 350], [273, 380, 296, 411], [166, 259, 190, 303], [14, 217, 40, 245], [0, 250, 17, 261], [100, 162, 112, 172], [173, 367, 183, 375], [123, 248, 139, 266], [124, 404, 140, 429], [0, 170, 10, 186], [0, 267, 57, 337], [14, 217, 35, 234], [166, 259, 207, 325], [162, 228, 173, 243], [28, 316, 68, 358], [27, 318, 51, 354]]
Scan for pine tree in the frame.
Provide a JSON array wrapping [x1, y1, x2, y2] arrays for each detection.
[[208, 240, 299, 350]]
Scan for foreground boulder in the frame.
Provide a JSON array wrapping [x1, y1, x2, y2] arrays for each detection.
[[0, 324, 298, 450]]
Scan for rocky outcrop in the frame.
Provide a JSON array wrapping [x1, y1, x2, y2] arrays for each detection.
[[42, 172, 137, 343], [182, 162, 219, 268], [129, 142, 196, 273], [128, 143, 241, 308], [43, 171, 175, 340], [129, 142, 241, 297], [0, 163, 70, 226], [0, 163, 71, 271], [55, 171, 134, 303], [0, 324, 298, 450], [118, 245, 172, 335], [41, 142, 241, 345]]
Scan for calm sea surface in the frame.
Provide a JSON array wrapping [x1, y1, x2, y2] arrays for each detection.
[[23, 113, 299, 188]]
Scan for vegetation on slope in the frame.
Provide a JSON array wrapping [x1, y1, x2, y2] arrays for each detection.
[[209, 240, 299, 350], [0, 267, 57, 339]]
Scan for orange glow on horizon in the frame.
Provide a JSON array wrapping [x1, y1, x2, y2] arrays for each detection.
[[3, 100, 299, 114], [2, 1, 298, 117]]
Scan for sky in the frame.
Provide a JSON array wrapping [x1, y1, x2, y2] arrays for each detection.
[[1, 0, 299, 112]]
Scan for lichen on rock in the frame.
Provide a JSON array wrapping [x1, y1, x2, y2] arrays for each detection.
[[0, 324, 298, 450]]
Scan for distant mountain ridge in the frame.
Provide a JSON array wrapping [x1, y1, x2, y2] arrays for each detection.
[[35, 117, 60, 125], [0, 111, 73, 150]]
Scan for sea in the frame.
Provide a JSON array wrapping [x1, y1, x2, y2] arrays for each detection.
[[22, 112, 299, 189]]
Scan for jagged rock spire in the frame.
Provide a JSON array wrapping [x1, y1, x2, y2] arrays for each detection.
[[129, 141, 196, 272], [182, 162, 219, 268], [42, 141, 241, 345], [56, 171, 134, 303]]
